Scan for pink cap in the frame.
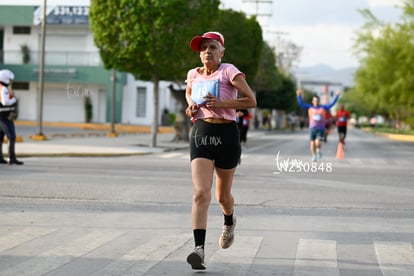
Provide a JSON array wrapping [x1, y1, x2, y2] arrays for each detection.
[[190, 31, 224, 52]]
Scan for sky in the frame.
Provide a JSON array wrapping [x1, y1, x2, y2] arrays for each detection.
[[6, 0, 405, 70], [221, 0, 404, 69]]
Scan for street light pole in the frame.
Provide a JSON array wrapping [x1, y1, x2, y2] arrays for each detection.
[[107, 68, 118, 137], [34, 0, 47, 140]]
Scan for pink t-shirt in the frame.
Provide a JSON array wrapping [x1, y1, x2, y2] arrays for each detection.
[[186, 63, 245, 121]]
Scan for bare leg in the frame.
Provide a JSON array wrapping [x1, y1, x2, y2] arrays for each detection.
[[215, 166, 236, 216], [315, 138, 321, 151], [215, 166, 237, 250], [191, 158, 215, 229], [188, 158, 213, 271], [310, 141, 316, 156]]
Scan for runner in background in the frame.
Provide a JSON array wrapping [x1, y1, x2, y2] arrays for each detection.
[[296, 89, 340, 161], [336, 104, 351, 144]]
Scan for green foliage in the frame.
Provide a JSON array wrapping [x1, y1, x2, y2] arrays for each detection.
[[89, 0, 220, 146], [253, 42, 280, 91], [256, 73, 296, 110], [254, 42, 296, 110], [352, 1, 414, 127], [20, 44, 30, 64], [210, 9, 263, 83], [89, 0, 220, 81]]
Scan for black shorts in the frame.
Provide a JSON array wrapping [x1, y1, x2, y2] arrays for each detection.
[[190, 120, 241, 169], [337, 126, 347, 135]]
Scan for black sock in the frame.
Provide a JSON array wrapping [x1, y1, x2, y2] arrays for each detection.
[[224, 213, 233, 226], [193, 229, 206, 248]]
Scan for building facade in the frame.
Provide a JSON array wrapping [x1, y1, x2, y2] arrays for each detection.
[[0, 5, 179, 125]]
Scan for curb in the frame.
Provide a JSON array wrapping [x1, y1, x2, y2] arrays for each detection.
[[8, 152, 151, 158], [361, 128, 414, 142], [378, 133, 414, 142], [15, 120, 175, 134], [12, 144, 189, 158]]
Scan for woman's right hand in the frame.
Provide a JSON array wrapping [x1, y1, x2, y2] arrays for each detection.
[[185, 104, 198, 118]]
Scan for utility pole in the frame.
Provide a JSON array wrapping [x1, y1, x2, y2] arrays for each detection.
[[266, 27, 304, 74], [241, 0, 273, 27], [107, 69, 118, 137], [33, 0, 47, 140]]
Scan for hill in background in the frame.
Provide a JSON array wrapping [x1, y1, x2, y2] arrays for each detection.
[[294, 64, 357, 88]]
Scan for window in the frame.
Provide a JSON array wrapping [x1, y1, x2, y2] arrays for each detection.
[[11, 82, 29, 90], [136, 87, 146, 117], [13, 26, 31, 35]]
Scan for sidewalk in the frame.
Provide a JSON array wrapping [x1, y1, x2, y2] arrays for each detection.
[[14, 133, 189, 157], [8, 121, 190, 157]]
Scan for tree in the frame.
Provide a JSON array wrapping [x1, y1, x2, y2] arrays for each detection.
[[255, 74, 296, 110], [211, 9, 263, 83], [352, 2, 414, 127], [89, 0, 220, 146], [275, 38, 302, 74], [253, 42, 280, 93], [168, 8, 264, 139], [254, 42, 296, 111]]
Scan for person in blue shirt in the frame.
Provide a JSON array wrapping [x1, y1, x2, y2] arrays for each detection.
[[296, 89, 340, 161]]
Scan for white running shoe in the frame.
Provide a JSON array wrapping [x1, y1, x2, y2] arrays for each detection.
[[219, 216, 237, 249], [317, 150, 322, 160]]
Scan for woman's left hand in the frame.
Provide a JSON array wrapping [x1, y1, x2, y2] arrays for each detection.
[[204, 93, 222, 108]]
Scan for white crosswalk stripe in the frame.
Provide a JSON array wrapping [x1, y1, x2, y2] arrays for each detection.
[[158, 152, 188, 160], [0, 230, 124, 276], [207, 236, 263, 275], [0, 227, 57, 252], [0, 227, 413, 275], [293, 239, 339, 276], [375, 242, 414, 276], [158, 152, 184, 159], [93, 233, 191, 276]]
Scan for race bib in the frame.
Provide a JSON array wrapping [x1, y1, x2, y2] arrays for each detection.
[[312, 114, 322, 121], [191, 79, 220, 105], [339, 116, 346, 122]]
